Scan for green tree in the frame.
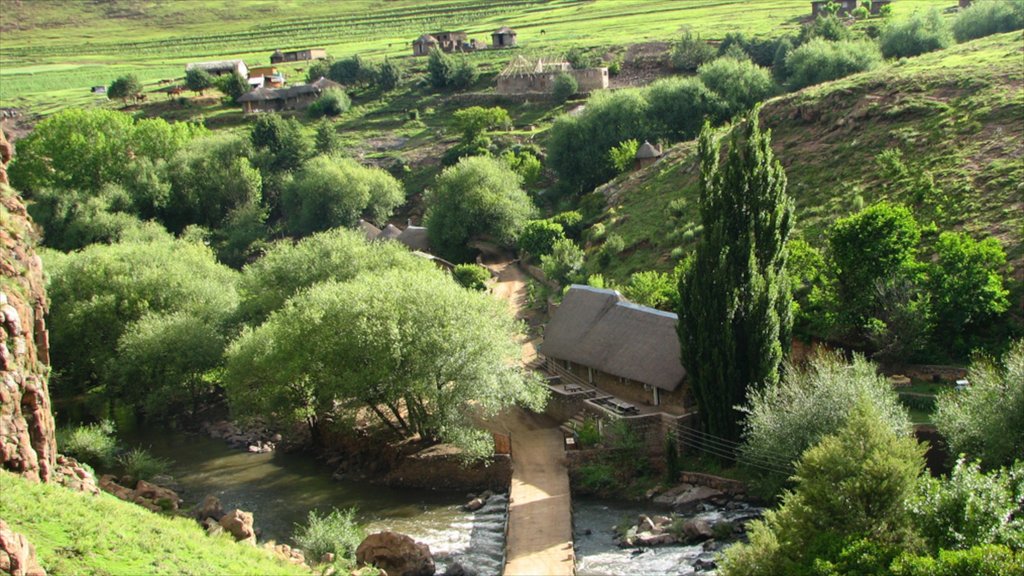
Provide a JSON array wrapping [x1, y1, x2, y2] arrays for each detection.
[[828, 201, 921, 335], [107, 74, 142, 105], [671, 31, 716, 72], [237, 228, 431, 323], [377, 58, 402, 91], [307, 88, 351, 118], [952, 0, 1024, 42], [224, 269, 547, 457], [540, 238, 585, 287], [517, 219, 566, 258], [892, 545, 1024, 576], [44, 233, 239, 399], [185, 67, 214, 95], [305, 59, 332, 83], [784, 38, 882, 90], [880, 9, 952, 59], [622, 270, 675, 311], [450, 58, 479, 89], [28, 184, 147, 251], [740, 351, 912, 497], [552, 73, 578, 103], [424, 156, 536, 262], [928, 232, 1009, 351], [721, 401, 926, 576], [677, 109, 794, 443], [328, 54, 366, 85], [452, 263, 490, 291], [215, 72, 250, 104], [934, 340, 1024, 469], [314, 120, 341, 155], [282, 155, 404, 236], [452, 106, 511, 141], [646, 76, 724, 141], [697, 57, 775, 118], [608, 139, 639, 174], [427, 48, 455, 88], [250, 113, 312, 172]]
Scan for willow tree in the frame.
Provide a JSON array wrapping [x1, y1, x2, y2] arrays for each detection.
[[677, 107, 794, 443]]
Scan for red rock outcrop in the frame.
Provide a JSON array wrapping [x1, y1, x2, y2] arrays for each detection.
[[0, 519, 46, 576], [356, 531, 435, 576], [0, 127, 56, 483]]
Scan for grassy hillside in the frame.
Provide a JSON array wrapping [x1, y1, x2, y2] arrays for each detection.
[[588, 31, 1024, 282], [0, 0, 950, 113], [0, 471, 307, 576]]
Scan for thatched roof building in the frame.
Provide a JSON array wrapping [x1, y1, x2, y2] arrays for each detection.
[[540, 285, 685, 392]]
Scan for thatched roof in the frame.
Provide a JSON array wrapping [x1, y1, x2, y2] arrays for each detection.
[[358, 219, 381, 242], [635, 141, 662, 159], [414, 34, 438, 44], [240, 77, 342, 102], [378, 223, 402, 240], [396, 226, 430, 252], [540, 285, 685, 391], [494, 26, 516, 35], [238, 86, 280, 102]]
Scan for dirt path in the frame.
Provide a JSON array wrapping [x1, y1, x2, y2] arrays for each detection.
[[483, 257, 574, 576]]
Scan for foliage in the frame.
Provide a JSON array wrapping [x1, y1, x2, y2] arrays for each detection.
[[250, 113, 312, 172], [550, 211, 583, 239], [307, 88, 351, 118], [450, 57, 479, 89], [646, 76, 724, 141], [293, 508, 364, 565], [116, 448, 171, 482], [426, 48, 454, 89], [328, 54, 369, 86], [45, 233, 239, 399], [305, 59, 332, 83], [828, 202, 921, 333], [740, 352, 912, 497], [225, 269, 547, 458], [912, 458, 1024, 553], [237, 228, 430, 323], [0, 471, 306, 575], [162, 133, 262, 232], [377, 58, 403, 91], [452, 106, 511, 141], [721, 401, 926, 576], [184, 67, 214, 95], [552, 73, 577, 103], [621, 270, 674, 311], [499, 148, 542, 188], [928, 232, 1009, 351], [891, 545, 1024, 576], [880, 9, 952, 60], [934, 340, 1024, 469], [575, 418, 601, 448], [28, 184, 148, 251], [211, 202, 270, 268], [452, 263, 490, 291], [57, 421, 118, 469], [799, 14, 851, 43], [608, 139, 639, 174], [541, 238, 585, 287], [215, 72, 249, 104], [424, 156, 536, 262], [107, 74, 142, 104], [864, 274, 934, 362], [565, 46, 596, 69], [671, 31, 716, 72], [952, 0, 1024, 42], [518, 219, 566, 258], [282, 155, 403, 235], [677, 109, 794, 444], [314, 120, 341, 155], [697, 57, 775, 118], [785, 38, 882, 90]]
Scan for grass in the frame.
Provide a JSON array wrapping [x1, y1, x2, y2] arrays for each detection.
[[0, 471, 307, 576], [590, 31, 1024, 283], [0, 0, 953, 113]]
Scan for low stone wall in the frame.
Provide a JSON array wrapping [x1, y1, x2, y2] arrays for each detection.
[[889, 364, 967, 383], [677, 472, 747, 496], [382, 451, 511, 492]]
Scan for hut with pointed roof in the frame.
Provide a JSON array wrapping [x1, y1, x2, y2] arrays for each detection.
[[540, 285, 690, 410], [412, 34, 439, 56], [634, 141, 663, 170], [358, 219, 382, 242], [237, 77, 343, 114], [491, 26, 518, 48]]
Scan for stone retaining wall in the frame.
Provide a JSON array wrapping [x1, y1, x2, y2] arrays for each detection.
[[677, 472, 747, 495]]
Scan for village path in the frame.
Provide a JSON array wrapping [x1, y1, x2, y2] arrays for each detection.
[[482, 256, 575, 576]]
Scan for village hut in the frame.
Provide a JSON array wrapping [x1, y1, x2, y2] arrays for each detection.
[[634, 141, 663, 170], [491, 26, 518, 48], [412, 34, 439, 56]]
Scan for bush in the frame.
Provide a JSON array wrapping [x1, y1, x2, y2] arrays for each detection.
[[785, 38, 882, 90], [646, 76, 724, 140], [540, 238, 585, 286], [427, 48, 454, 88], [307, 89, 351, 118], [577, 462, 616, 493], [880, 10, 952, 59], [518, 219, 566, 257], [58, 421, 118, 469], [452, 106, 511, 141], [450, 58, 479, 89], [799, 14, 851, 43], [452, 263, 490, 291], [608, 139, 639, 174], [552, 73, 578, 103], [697, 57, 775, 117], [293, 508, 365, 565], [671, 32, 716, 72], [891, 545, 1024, 576], [575, 418, 601, 448], [952, 0, 1024, 42], [117, 448, 171, 482], [215, 73, 249, 104]]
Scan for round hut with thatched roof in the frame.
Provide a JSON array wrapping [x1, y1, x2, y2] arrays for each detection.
[[413, 34, 439, 57], [634, 141, 663, 170]]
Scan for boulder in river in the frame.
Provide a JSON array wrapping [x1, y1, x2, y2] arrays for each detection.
[[356, 531, 435, 576], [682, 518, 714, 542], [193, 495, 224, 522], [219, 509, 256, 545]]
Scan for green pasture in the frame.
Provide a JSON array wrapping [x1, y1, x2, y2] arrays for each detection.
[[1, 0, 952, 112]]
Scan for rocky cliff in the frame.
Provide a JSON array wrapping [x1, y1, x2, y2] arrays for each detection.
[[0, 127, 56, 483]]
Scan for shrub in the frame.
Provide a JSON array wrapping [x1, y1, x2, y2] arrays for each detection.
[[785, 38, 882, 90], [647, 76, 725, 140], [577, 462, 616, 493], [518, 219, 566, 257], [552, 73, 577, 103], [452, 263, 490, 291], [117, 448, 170, 481], [215, 73, 249, 104], [952, 0, 1024, 42], [58, 421, 118, 469], [880, 10, 952, 59], [891, 545, 1024, 576], [608, 139, 639, 174], [540, 238, 585, 286], [293, 508, 365, 565], [549, 211, 583, 239], [307, 89, 351, 118], [622, 270, 675, 310], [427, 48, 454, 88], [450, 58, 478, 89], [697, 58, 775, 117], [799, 14, 851, 43], [671, 32, 716, 72], [452, 106, 511, 141], [575, 418, 601, 447]]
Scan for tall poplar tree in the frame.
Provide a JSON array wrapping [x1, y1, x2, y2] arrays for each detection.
[[677, 107, 794, 443]]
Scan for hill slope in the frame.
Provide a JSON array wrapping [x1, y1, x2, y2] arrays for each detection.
[[590, 31, 1024, 282], [0, 471, 307, 576]]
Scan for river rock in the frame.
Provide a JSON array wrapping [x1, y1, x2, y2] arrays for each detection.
[[694, 553, 718, 572], [638, 515, 656, 533], [99, 474, 135, 502], [443, 561, 478, 576], [356, 531, 435, 576], [134, 480, 182, 511], [673, 486, 725, 511], [464, 497, 485, 512], [219, 509, 256, 545], [636, 531, 676, 546], [0, 520, 46, 576], [194, 495, 224, 521], [682, 519, 714, 541]]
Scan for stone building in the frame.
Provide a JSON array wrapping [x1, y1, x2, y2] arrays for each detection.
[[491, 26, 517, 48], [495, 56, 608, 96], [412, 34, 439, 56], [237, 77, 343, 114], [270, 48, 328, 64]]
